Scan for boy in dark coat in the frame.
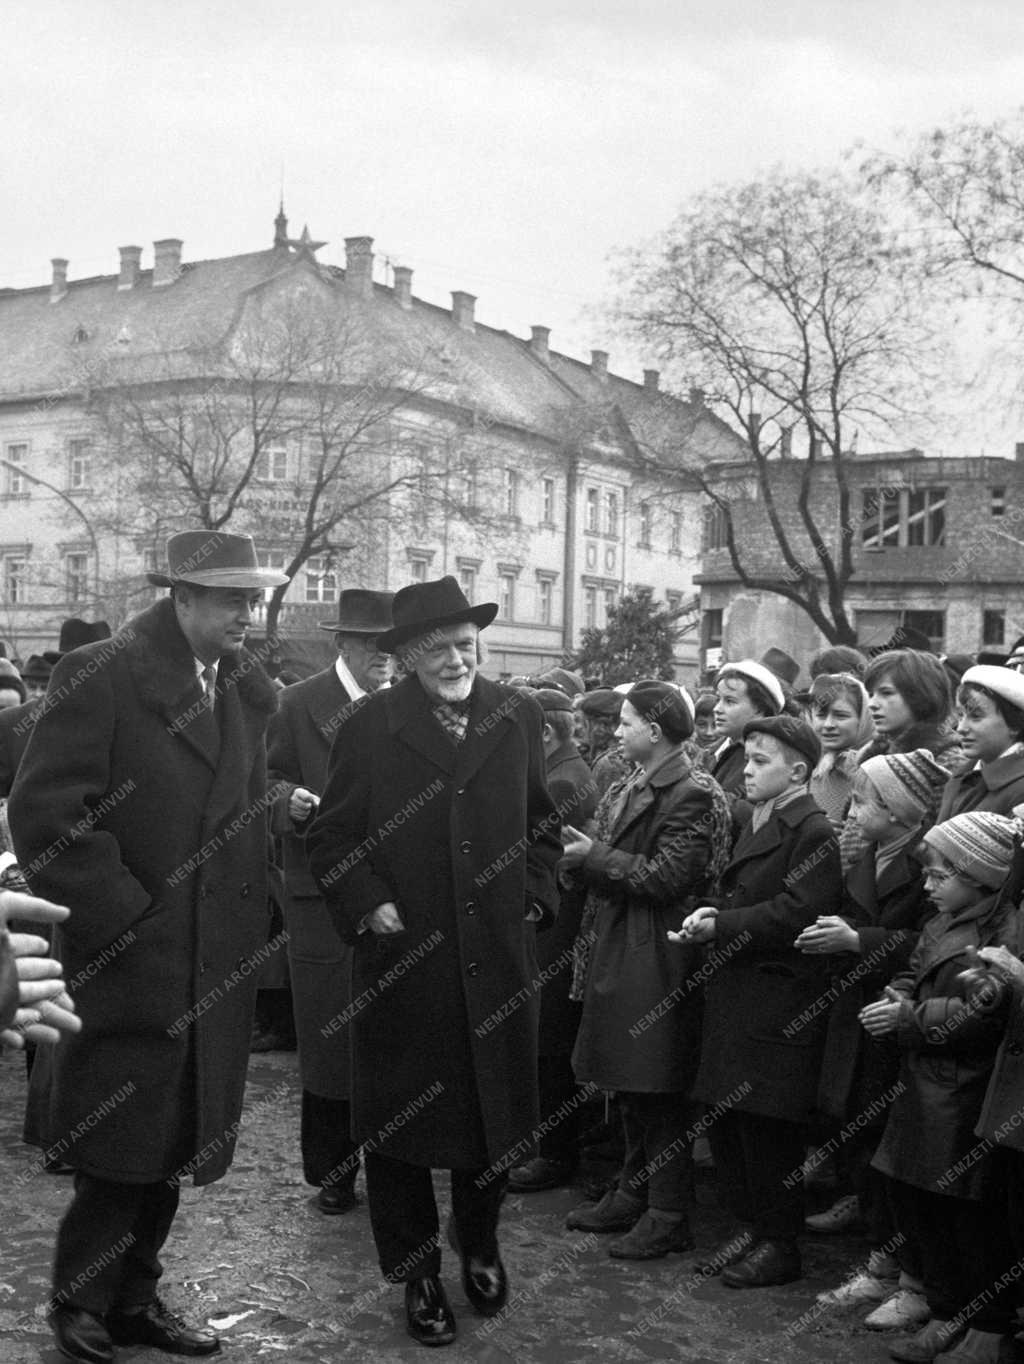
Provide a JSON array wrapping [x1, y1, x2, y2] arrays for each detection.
[[676, 714, 841, 1288], [563, 681, 730, 1259], [861, 811, 1019, 1364]]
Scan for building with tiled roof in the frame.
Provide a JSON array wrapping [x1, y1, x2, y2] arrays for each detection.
[[0, 208, 741, 677]]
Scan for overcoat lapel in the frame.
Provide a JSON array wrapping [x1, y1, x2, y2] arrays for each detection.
[[455, 677, 520, 787], [385, 676, 457, 776], [728, 815, 784, 869], [307, 669, 354, 744]]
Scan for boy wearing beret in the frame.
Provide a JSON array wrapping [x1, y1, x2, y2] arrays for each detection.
[[676, 714, 842, 1287]]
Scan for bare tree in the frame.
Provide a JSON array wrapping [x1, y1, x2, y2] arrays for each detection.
[[609, 169, 942, 644]]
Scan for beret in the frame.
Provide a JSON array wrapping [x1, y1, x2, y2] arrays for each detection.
[[532, 687, 573, 714], [625, 679, 694, 741], [742, 714, 821, 770], [961, 664, 1024, 713], [578, 688, 622, 719], [717, 660, 785, 714]]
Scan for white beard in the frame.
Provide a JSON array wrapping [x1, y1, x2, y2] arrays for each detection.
[[434, 673, 474, 703]]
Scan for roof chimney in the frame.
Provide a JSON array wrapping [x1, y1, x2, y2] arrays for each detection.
[[591, 349, 609, 380], [118, 245, 142, 291], [643, 368, 659, 393], [451, 290, 476, 332], [50, 258, 68, 303], [393, 265, 413, 310], [530, 325, 550, 361], [344, 236, 374, 297], [153, 238, 183, 287]]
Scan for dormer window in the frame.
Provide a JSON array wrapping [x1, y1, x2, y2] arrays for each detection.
[[71, 326, 89, 344]]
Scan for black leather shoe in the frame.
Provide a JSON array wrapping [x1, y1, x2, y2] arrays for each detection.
[[692, 1227, 757, 1276], [318, 1183, 357, 1214], [107, 1298, 221, 1355], [48, 1304, 114, 1364], [720, 1239, 802, 1289], [445, 1215, 508, 1318], [404, 1275, 456, 1347]]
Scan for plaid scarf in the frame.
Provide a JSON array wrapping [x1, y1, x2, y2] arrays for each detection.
[[432, 697, 471, 745]]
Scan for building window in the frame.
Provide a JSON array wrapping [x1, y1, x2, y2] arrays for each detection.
[[702, 502, 728, 551], [603, 587, 618, 621], [3, 555, 26, 604], [605, 492, 619, 538], [583, 585, 598, 629], [257, 438, 290, 482], [408, 558, 430, 582], [991, 487, 1007, 517], [537, 577, 553, 625], [257, 550, 288, 600], [503, 469, 519, 519], [65, 552, 90, 604], [639, 501, 652, 549], [862, 486, 947, 548], [458, 564, 477, 600], [903, 610, 945, 651], [670, 512, 682, 554], [4, 443, 27, 496], [585, 487, 599, 534], [541, 477, 555, 525], [983, 609, 1006, 647], [667, 590, 682, 611], [498, 573, 516, 620], [461, 463, 478, 511], [304, 555, 337, 603], [68, 439, 91, 491]]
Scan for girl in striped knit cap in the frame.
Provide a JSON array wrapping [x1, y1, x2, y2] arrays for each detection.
[[860, 811, 1020, 1364], [798, 749, 946, 1321]]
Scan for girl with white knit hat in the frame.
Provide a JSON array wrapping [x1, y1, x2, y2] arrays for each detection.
[[859, 811, 1020, 1364], [938, 664, 1024, 822]]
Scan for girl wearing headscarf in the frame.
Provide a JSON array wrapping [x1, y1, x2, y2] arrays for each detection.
[[807, 672, 874, 830]]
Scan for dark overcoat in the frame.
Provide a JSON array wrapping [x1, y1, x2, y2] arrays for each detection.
[[9, 598, 278, 1185], [872, 892, 1013, 1198], [977, 966, 1024, 1154], [306, 673, 560, 1169], [268, 664, 358, 1099], [936, 749, 1024, 823], [693, 793, 841, 1123], [571, 753, 722, 1095], [817, 847, 931, 1122], [0, 697, 41, 797], [537, 739, 596, 1059]]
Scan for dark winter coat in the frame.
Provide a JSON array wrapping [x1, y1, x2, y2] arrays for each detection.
[[711, 740, 746, 803], [872, 892, 1013, 1199], [306, 673, 561, 1169], [817, 847, 931, 1122], [936, 748, 1024, 824], [537, 739, 596, 1059], [977, 966, 1024, 1153], [0, 696, 43, 797], [571, 752, 724, 1094], [268, 664, 359, 1099], [9, 598, 278, 1185], [694, 793, 842, 1123]]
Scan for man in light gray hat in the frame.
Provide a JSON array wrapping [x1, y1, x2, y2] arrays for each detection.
[[268, 588, 394, 1215]]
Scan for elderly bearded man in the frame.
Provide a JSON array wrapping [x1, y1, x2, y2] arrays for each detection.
[[307, 576, 561, 1348], [268, 588, 394, 1214], [10, 531, 288, 1364]]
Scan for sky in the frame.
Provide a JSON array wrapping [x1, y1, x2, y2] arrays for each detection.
[[7, 0, 1024, 448]]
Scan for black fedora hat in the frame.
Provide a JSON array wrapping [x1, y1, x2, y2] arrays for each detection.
[[317, 589, 395, 635], [147, 531, 289, 589], [42, 617, 113, 664], [20, 654, 53, 683], [377, 575, 497, 653]]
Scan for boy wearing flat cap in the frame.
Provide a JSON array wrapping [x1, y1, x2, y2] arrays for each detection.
[[676, 714, 841, 1288]]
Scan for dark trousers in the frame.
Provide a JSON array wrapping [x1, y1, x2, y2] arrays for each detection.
[[301, 1091, 360, 1190], [537, 1054, 582, 1165], [364, 1151, 507, 1283], [53, 1173, 180, 1314], [617, 1090, 695, 1215], [709, 1108, 805, 1243], [888, 1177, 1015, 1332]]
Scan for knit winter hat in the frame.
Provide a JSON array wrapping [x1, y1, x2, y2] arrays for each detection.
[[960, 664, 1024, 713], [860, 749, 949, 827], [924, 811, 1020, 889]]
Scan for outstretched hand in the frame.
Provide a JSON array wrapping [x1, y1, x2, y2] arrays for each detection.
[[0, 890, 81, 1049]]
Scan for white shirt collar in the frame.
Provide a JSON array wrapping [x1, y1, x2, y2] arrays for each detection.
[[334, 655, 365, 700], [193, 658, 218, 684]]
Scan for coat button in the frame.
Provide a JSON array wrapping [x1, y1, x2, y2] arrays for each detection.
[[239, 882, 250, 898], [460, 840, 471, 854], [200, 960, 208, 974], [465, 902, 476, 915], [467, 962, 479, 976], [456, 787, 466, 795], [1010, 1043, 1024, 1056]]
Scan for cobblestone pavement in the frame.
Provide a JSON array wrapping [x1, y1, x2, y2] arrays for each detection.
[[1, 1050, 911, 1363]]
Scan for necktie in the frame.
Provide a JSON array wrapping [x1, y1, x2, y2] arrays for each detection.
[[201, 665, 216, 712]]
